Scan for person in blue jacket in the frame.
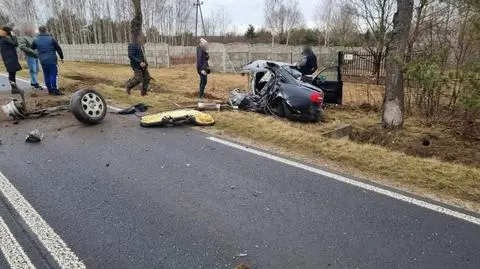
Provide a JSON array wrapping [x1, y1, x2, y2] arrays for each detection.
[[196, 38, 210, 99], [31, 26, 64, 95], [125, 33, 151, 96]]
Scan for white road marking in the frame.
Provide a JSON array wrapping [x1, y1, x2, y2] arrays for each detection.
[[0, 74, 44, 88], [0, 217, 35, 269], [0, 171, 86, 269], [207, 136, 480, 226]]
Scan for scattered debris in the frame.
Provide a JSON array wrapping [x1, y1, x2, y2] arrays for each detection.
[[1, 100, 27, 119], [230, 186, 236, 189], [25, 129, 43, 143], [106, 163, 110, 167], [236, 253, 248, 258], [116, 103, 151, 115], [140, 109, 215, 127], [197, 102, 221, 111], [234, 263, 251, 269]]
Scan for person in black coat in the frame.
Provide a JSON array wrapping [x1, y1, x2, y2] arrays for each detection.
[[0, 26, 23, 94], [196, 38, 210, 99], [296, 46, 318, 76]]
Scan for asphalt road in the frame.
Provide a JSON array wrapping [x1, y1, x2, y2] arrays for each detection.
[[0, 73, 34, 93], [0, 74, 480, 269]]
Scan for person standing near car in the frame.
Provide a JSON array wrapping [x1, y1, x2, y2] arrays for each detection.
[[196, 38, 210, 99], [19, 24, 42, 90], [296, 46, 318, 76], [31, 26, 65, 95], [125, 33, 151, 96], [0, 25, 24, 96]]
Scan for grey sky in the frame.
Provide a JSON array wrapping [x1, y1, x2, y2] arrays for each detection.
[[201, 0, 320, 33]]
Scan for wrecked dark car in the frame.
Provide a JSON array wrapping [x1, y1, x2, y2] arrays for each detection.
[[230, 61, 326, 122], [241, 60, 343, 106]]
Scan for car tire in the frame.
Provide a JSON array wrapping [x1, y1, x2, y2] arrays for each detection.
[[71, 89, 107, 125]]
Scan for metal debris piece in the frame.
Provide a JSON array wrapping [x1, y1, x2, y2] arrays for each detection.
[[1, 100, 27, 119], [236, 253, 248, 257], [197, 102, 221, 111], [25, 129, 43, 143]]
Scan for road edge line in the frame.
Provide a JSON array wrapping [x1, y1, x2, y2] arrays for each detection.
[[0, 216, 35, 269], [0, 171, 87, 269], [207, 136, 480, 226]]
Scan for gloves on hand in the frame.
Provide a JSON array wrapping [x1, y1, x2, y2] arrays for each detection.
[[201, 70, 207, 76]]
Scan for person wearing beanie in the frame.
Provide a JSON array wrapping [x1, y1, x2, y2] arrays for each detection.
[[196, 38, 210, 99], [0, 25, 24, 96]]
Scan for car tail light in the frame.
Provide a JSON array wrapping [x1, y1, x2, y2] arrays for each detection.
[[310, 92, 323, 104]]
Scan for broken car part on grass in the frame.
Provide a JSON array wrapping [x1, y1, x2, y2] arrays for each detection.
[[140, 109, 215, 127], [230, 61, 326, 122]]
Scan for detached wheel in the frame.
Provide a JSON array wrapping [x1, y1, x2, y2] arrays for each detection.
[[71, 89, 107, 125]]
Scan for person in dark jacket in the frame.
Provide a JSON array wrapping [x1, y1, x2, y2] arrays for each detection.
[[125, 33, 151, 96], [196, 38, 210, 99], [0, 26, 23, 95], [296, 46, 318, 76], [31, 26, 64, 95]]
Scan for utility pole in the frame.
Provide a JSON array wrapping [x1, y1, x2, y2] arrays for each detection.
[[193, 0, 206, 39]]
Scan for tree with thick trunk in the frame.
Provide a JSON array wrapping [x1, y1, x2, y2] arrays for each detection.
[[131, 0, 143, 39], [382, 0, 413, 129]]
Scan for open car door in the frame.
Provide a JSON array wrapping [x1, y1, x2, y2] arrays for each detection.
[[311, 66, 343, 105]]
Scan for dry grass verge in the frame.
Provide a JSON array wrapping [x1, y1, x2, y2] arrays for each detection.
[[3, 61, 479, 211]]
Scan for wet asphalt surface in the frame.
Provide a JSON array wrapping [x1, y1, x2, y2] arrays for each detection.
[[0, 74, 480, 269]]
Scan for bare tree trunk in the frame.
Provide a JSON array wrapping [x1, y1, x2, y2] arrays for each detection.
[[382, 0, 413, 130], [131, 0, 143, 39]]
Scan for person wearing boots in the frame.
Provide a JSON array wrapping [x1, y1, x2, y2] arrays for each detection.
[[19, 24, 42, 90], [0, 26, 24, 96], [125, 33, 151, 96], [31, 26, 65, 96], [196, 38, 210, 99]]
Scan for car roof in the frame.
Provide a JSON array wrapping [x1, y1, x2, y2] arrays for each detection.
[[241, 60, 294, 73]]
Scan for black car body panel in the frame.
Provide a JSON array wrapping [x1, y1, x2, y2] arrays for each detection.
[[233, 61, 323, 122], [242, 60, 343, 105]]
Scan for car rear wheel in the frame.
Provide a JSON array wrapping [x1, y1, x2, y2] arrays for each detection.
[[276, 99, 293, 119], [71, 89, 107, 125]]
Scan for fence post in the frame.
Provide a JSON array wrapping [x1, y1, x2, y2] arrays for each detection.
[[248, 44, 251, 63], [223, 45, 227, 73], [167, 44, 170, 68], [112, 43, 116, 64]]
